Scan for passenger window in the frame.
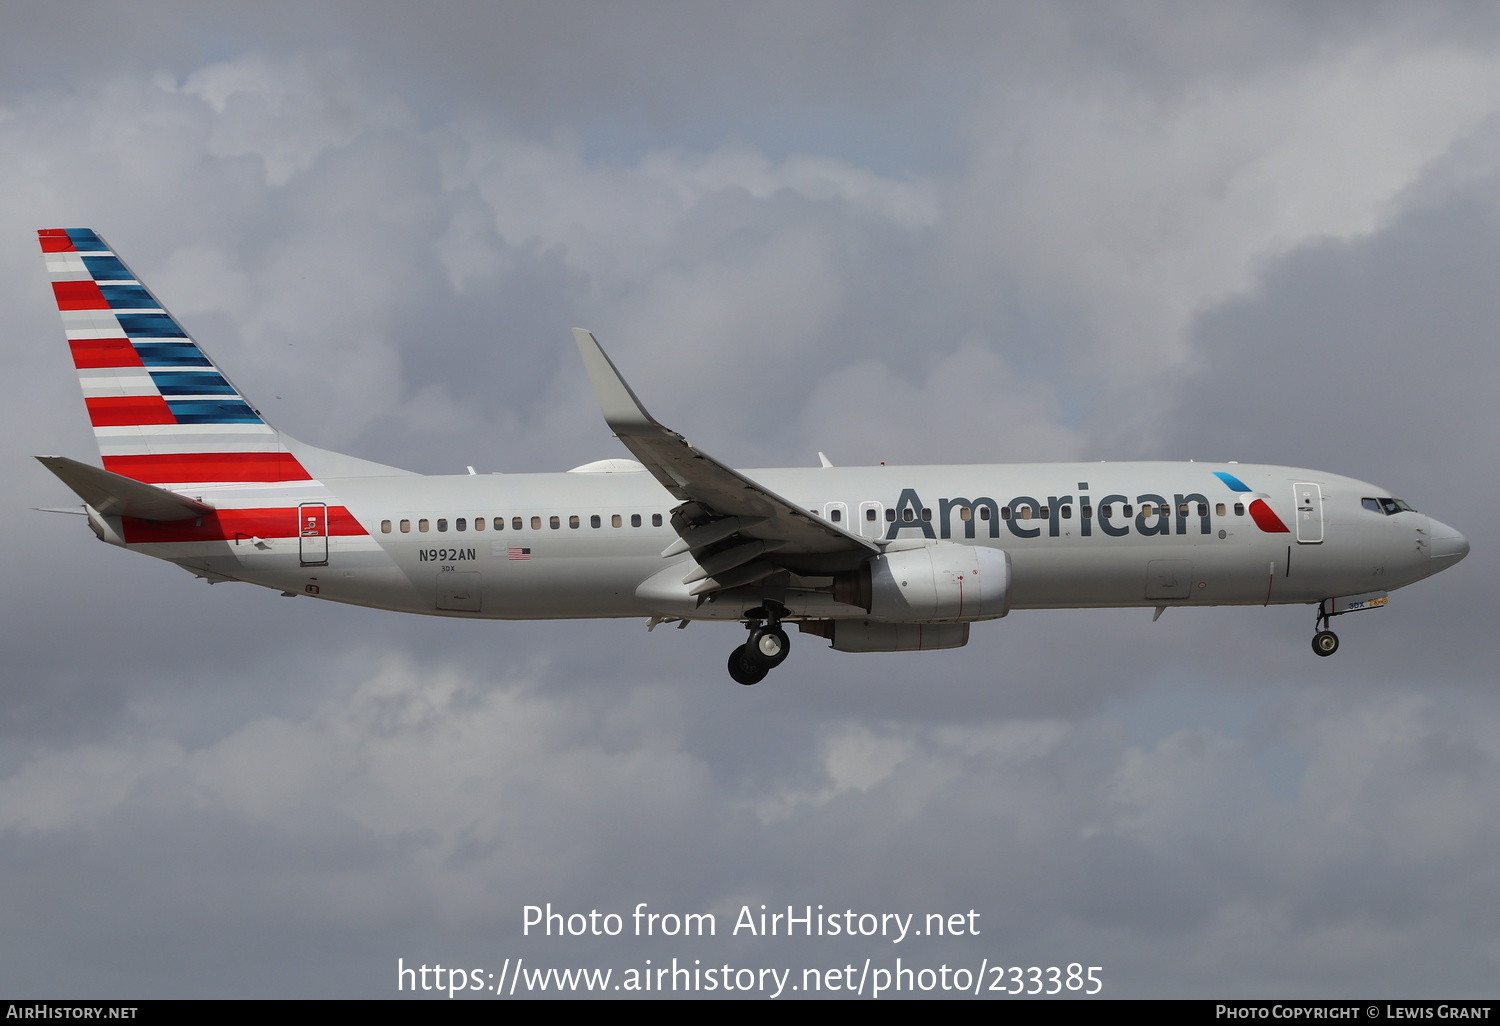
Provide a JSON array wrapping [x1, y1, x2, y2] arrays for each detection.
[[399, 519, 411, 533], [902, 508, 915, 522], [1081, 505, 1092, 519], [981, 507, 992, 521], [1123, 505, 1134, 517], [568, 515, 579, 529], [960, 507, 972, 521], [473, 517, 484, 531], [418, 519, 430, 532], [999, 507, 1009, 520], [591, 515, 601, 528], [1178, 504, 1189, 517], [456, 518, 466, 532], [1197, 503, 1208, 517], [1019, 506, 1032, 521], [865, 508, 877, 521], [530, 516, 541, 530], [437, 519, 448, 532], [631, 514, 642, 527], [831, 508, 842, 522], [1100, 504, 1112, 518], [549, 516, 560, 530], [1216, 503, 1226, 517], [886, 508, 896, 522], [921, 508, 932, 521], [1233, 504, 1244, 517], [652, 513, 663, 527], [612, 514, 622, 528], [380, 520, 391, 533], [1061, 505, 1072, 520], [1040, 506, 1050, 518], [513, 517, 523, 531]]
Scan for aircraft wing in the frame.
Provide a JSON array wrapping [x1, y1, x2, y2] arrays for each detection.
[[573, 329, 878, 590]]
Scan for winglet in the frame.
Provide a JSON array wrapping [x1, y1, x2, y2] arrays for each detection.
[[572, 329, 662, 436]]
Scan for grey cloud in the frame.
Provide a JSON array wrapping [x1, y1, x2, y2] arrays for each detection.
[[2, 3, 1497, 999]]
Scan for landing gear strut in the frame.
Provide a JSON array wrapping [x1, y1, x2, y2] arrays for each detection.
[[727, 603, 790, 685], [1311, 607, 1339, 657]]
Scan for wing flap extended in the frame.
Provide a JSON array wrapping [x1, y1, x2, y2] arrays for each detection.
[[36, 455, 214, 521], [573, 329, 878, 587]]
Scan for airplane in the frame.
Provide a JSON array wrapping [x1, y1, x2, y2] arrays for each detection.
[[35, 228, 1469, 685]]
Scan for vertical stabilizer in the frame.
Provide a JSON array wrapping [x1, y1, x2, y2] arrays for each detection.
[[39, 228, 311, 488]]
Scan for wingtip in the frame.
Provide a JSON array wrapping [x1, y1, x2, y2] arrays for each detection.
[[572, 327, 657, 432]]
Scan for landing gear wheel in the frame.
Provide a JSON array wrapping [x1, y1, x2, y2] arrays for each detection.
[[746, 625, 790, 668], [728, 645, 769, 685], [1312, 630, 1339, 657]]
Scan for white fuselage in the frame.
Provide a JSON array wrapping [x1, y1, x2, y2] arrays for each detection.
[[122, 460, 1457, 624]]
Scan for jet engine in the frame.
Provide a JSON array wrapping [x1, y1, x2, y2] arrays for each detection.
[[834, 542, 1010, 623]]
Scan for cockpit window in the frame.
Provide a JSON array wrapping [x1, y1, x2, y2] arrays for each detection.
[[1363, 496, 1417, 516]]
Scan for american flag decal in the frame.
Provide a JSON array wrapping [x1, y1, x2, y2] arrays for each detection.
[[507, 547, 532, 560]]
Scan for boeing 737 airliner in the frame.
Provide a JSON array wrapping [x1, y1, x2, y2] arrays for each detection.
[[35, 229, 1468, 683]]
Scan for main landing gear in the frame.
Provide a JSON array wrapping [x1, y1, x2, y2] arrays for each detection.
[[727, 603, 790, 685]]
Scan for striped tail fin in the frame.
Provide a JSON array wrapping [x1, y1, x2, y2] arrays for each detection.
[[39, 228, 312, 488]]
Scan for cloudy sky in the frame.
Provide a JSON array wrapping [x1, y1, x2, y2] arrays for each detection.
[[2, 1, 1497, 999]]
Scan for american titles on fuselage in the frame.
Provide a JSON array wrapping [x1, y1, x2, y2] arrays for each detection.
[[370, 481, 1417, 553]]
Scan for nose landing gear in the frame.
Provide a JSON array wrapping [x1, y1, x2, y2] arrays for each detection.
[[1312, 629, 1339, 656], [727, 604, 790, 685], [1311, 605, 1339, 657], [1308, 591, 1389, 657]]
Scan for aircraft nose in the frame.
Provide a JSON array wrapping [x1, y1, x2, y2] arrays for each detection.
[[1427, 518, 1469, 569]]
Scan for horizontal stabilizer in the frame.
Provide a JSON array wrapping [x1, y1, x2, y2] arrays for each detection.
[[35, 455, 214, 521]]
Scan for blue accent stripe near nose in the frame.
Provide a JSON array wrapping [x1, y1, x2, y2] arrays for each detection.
[[1214, 471, 1252, 492]]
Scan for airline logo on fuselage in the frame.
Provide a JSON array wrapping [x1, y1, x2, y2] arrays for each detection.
[[883, 474, 1290, 542]]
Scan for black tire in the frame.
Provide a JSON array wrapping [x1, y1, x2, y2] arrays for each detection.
[[1312, 630, 1339, 657], [728, 645, 768, 685], [746, 625, 790, 668]]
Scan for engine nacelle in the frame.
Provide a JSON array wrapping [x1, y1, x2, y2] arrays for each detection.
[[866, 543, 1010, 622]]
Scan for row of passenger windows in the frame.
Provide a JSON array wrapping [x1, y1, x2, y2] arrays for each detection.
[[379, 501, 1253, 535], [379, 513, 665, 534], [822, 501, 1241, 523]]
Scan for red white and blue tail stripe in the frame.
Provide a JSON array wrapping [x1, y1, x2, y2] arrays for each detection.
[[40, 228, 312, 488], [39, 229, 386, 559]]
